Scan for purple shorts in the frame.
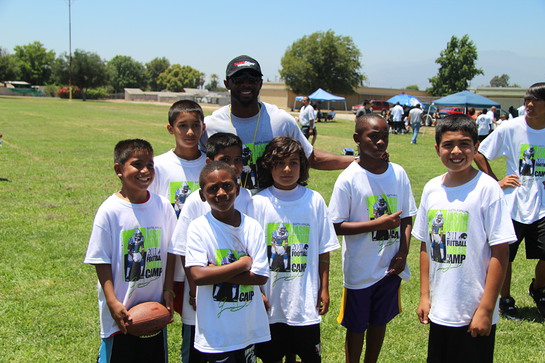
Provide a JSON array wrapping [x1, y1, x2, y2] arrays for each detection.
[[337, 275, 401, 333]]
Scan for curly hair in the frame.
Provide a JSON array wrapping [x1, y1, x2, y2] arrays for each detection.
[[257, 137, 309, 189]]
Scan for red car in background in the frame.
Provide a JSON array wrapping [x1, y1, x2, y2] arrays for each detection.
[[439, 106, 464, 116], [352, 100, 390, 116]]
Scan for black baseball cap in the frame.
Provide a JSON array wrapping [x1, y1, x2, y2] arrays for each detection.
[[226, 55, 263, 78]]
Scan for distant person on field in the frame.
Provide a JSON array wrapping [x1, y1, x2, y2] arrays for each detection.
[[85, 139, 177, 363], [414, 115, 514, 363], [248, 137, 340, 363], [327, 107, 336, 121], [389, 102, 404, 134], [298, 96, 317, 146], [329, 114, 417, 363], [408, 104, 423, 144], [356, 100, 373, 119], [474, 82, 545, 321], [476, 108, 493, 142], [468, 107, 477, 120]]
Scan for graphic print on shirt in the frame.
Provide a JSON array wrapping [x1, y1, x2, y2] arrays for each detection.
[[123, 227, 163, 283], [266, 222, 310, 284], [240, 142, 267, 192], [367, 195, 399, 250], [519, 144, 545, 178], [427, 209, 468, 270], [169, 181, 197, 217], [212, 248, 255, 317]]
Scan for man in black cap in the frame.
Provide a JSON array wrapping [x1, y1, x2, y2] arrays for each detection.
[[201, 55, 354, 192]]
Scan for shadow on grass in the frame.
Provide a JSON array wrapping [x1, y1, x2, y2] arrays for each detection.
[[517, 307, 544, 323], [0, 177, 10, 182]]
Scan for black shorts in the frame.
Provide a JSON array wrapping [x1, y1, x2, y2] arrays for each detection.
[[301, 126, 317, 139], [203, 345, 256, 363], [256, 323, 321, 363], [99, 328, 167, 363], [427, 321, 496, 363], [510, 216, 545, 261]]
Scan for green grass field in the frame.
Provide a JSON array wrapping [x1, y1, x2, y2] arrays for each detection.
[[1, 97, 543, 362]]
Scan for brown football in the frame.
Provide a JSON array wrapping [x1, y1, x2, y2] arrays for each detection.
[[126, 301, 171, 337]]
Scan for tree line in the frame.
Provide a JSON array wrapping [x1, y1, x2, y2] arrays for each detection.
[[1, 33, 502, 98]]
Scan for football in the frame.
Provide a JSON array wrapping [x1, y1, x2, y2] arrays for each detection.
[[126, 301, 171, 337]]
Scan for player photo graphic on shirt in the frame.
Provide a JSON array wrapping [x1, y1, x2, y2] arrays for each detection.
[[169, 181, 197, 217], [266, 222, 310, 282], [123, 227, 163, 283], [240, 142, 267, 193], [519, 144, 545, 179], [367, 195, 400, 249], [427, 209, 468, 270], [212, 249, 256, 317]]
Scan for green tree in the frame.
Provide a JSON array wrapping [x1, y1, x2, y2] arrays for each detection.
[[205, 73, 224, 91], [157, 64, 204, 92], [146, 57, 170, 91], [52, 50, 109, 91], [0, 47, 20, 81], [405, 84, 420, 91], [428, 35, 483, 96], [280, 30, 364, 95], [107, 55, 148, 93], [490, 74, 510, 87], [13, 41, 55, 85]]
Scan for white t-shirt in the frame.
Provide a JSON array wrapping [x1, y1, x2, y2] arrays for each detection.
[[476, 114, 492, 136], [329, 161, 417, 289], [148, 149, 206, 281], [201, 102, 313, 192], [391, 105, 404, 121], [169, 187, 252, 325], [478, 116, 545, 223], [299, 104, 315, 127], [185, 213, 270, 353], [84, 193, 177, 338], [247, 185, 340, 326], [409, 107, 423, 123], [412, 171, 516, 327]]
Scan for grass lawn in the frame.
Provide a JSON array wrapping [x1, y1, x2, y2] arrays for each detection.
[[0, 97, 543, 362]]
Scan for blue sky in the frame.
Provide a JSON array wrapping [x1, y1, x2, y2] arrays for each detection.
[[1, 0, 544, 89]]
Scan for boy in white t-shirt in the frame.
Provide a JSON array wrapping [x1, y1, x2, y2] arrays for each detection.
[[414, 115, 515, 362], [84, 139, 177, 362], [329, 114, 417, 363], [474, 82, 545, 320], [185, 161, 270, 362], [170, 132, 252, 363], [148, 100, 207, 319], [248, 137, 340, 363]]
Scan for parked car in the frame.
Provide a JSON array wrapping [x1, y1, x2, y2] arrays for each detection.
[[439, 106, 464, 116], [351, 100, 390, 116]]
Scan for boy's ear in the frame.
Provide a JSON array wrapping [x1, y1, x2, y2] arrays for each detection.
[[205, 157, 212, 164], [352, 132, 359, 145], [434, 144, 440, 156], [167, 124, 174, 135], [114, 163, 123, 178], [199, 189, 206, 202], [201, 122, 206, 132]]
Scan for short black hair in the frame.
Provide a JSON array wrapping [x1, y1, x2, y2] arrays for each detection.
[[168, 100, 204, 126], [206, 133, 243, 159], [525, 82, 545, 102], [199, 161, 237, 189], [258, 137, 309, 188], [355, 114, 385, 134], [435, 114, 478, 145], [114, 139, 153, 165]]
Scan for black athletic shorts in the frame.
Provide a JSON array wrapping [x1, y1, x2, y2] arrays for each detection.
[[510, 216, 545, 261], [256, 323, 321, 363]]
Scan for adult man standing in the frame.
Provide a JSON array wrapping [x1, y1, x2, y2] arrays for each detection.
[[474, 82, 545, 320], [390, 102, 404, 134], [476, 108, 493, 142], [487, 106, 498, 129], [201, 55, 353, 192], [355, 100, 373, 118], [408, 104, 423, 144], [298, 96, 317, 146]]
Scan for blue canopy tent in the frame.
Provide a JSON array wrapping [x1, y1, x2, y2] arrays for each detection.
[[387, 94, 423, 107], [294, 88, 347, 111], [433, 91, 500, 112]]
